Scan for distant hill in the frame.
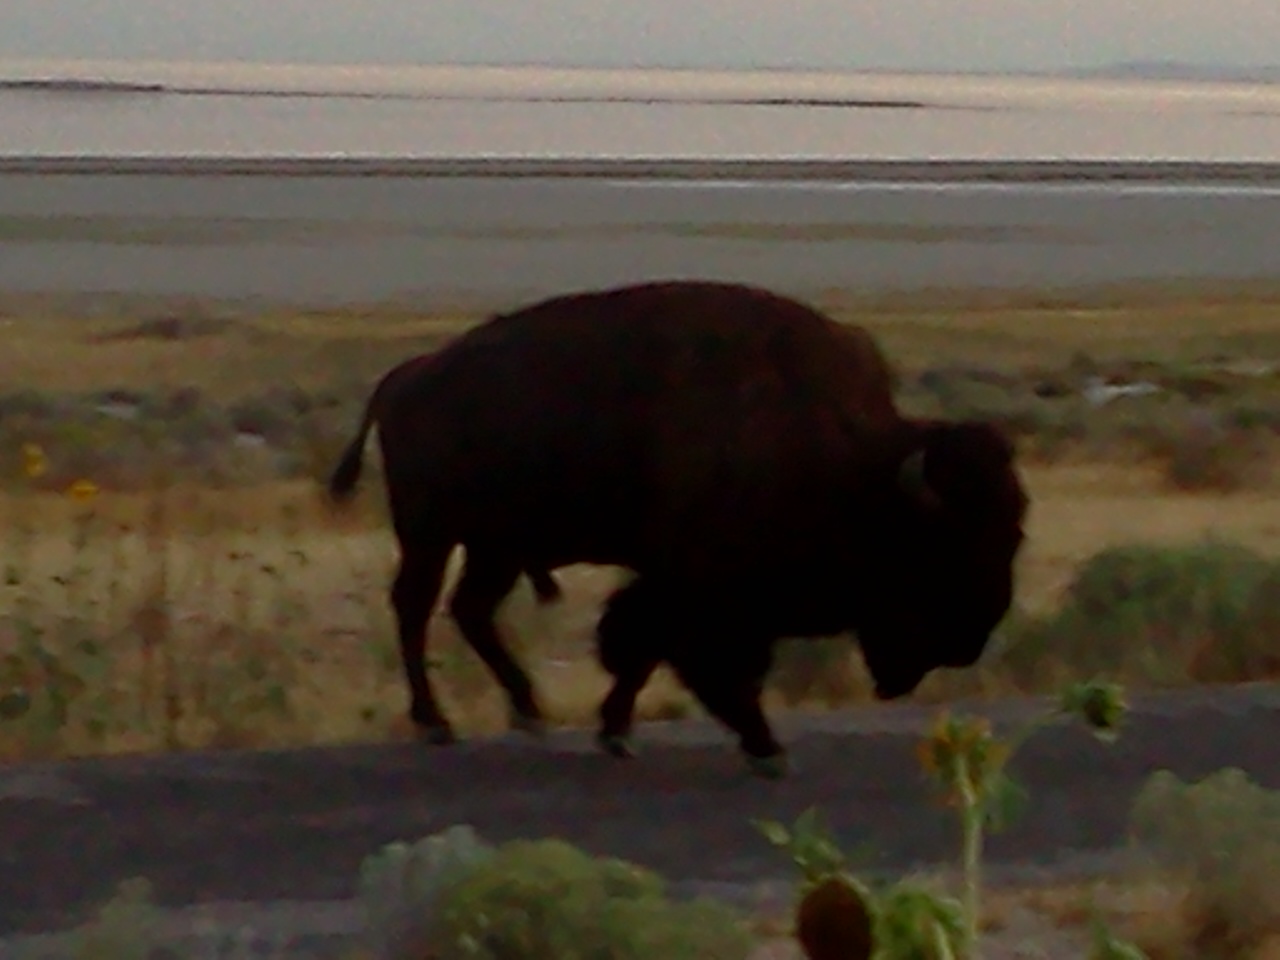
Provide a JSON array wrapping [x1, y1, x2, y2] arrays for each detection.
[[1062, 60, 1280, 84]]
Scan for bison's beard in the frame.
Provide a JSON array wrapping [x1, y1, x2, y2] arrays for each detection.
[[871, 672, 926, 701]]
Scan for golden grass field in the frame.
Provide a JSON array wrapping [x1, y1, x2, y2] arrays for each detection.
[[2, 279, 1280, 397], [1, 283, 1278, 764]]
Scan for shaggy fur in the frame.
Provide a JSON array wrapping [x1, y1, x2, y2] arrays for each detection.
[[328, 280, 1029, 770]]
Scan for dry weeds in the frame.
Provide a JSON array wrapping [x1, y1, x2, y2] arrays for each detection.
[[2, 457, 1277, 761]]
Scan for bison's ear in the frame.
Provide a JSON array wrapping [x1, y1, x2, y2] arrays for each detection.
[[898, 447, 941, 510]]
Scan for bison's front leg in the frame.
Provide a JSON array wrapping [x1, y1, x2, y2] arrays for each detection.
[[680, 672, 786, 779], [597, 659, 659, 758], [669, 641, 787, 779], [593, 579, 663, 758]]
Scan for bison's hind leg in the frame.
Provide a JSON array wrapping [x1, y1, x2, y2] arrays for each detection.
[[390, 539, 456, 744], [449, 550, 545, 737]]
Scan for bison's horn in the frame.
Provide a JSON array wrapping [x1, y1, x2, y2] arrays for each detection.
[[898, 448, 938, 506]]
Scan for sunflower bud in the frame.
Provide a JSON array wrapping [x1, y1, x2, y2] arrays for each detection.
[[1060, 679, 1127, 741]]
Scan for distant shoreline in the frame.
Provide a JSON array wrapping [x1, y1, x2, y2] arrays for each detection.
[[0, 78, 167, 94], [0, 79, 929, 109], [3, 156, 1280, 184]]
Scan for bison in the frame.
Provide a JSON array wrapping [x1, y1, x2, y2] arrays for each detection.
[[327, 279, 1028, 776]]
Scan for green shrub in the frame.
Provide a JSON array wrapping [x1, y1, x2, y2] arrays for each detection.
[[435, 837, 756, 960], [1130, 768, 1280, 957], [1146, 408, 1270, 492], [359, 825, 497, 960], [9, 877, 164, 960], [997, 540, 1280, 687]]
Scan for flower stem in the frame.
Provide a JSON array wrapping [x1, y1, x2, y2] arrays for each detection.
[[957, 754, 983, 959]]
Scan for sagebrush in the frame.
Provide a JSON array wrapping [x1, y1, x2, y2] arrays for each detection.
[[1130, 767, 1280, 958], [995, 539, 1280, 688]]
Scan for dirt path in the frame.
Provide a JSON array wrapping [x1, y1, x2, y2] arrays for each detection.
[[4, 684, 1280, 942]]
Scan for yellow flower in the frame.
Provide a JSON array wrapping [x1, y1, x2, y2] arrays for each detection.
[[929, 710, 955, 743], [919, 712, 1005, 787], [21, 443, 47, 479], [916, 736, 939, 775], [918, 711, 958, 777], [954, 717, 992, 755], [67, 478, 99, 503]]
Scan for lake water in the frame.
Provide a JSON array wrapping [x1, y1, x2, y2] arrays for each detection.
[[4, 60, 1280, 160], [4, 61, 1280, 306], [5, 173, 1280, 306]]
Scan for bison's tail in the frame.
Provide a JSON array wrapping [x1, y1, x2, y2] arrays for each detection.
[[327, 406, 376, 504]]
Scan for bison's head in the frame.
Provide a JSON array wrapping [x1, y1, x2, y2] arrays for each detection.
[[858, 420, 1028, 700]]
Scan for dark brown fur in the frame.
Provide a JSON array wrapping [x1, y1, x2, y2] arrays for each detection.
[[328, 280, 1028, 771], [330, 348, 563, 605]]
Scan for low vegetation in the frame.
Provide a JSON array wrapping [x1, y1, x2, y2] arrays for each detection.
[[431, 838, 754, 960], [757, 679, 1134, 960], [1, 285, 1278, 495], [1126, 768, 1280, 959], [755, 682, 1280, 960], [994, 540, 1280, 689]]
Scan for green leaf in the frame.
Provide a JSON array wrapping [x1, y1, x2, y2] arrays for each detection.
[[752, 819, 791, 848], [794, 806, 821, 837]]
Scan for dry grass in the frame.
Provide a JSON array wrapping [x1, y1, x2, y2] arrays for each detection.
[[0, 480, 697, 760], [2, 458, 1277, 761], [2, 281, 1279, 398], [4, 283, 1278, 494], [817, 281, 1280, 372], [0, 301, 475, 400]]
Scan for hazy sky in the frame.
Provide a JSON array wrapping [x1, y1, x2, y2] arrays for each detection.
[[1, 0, 1278, 73]]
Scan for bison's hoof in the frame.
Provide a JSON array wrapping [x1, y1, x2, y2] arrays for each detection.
[[597, 732, 635, 759], [417, 724, 457, 746], [746, 752, 789, 780]]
